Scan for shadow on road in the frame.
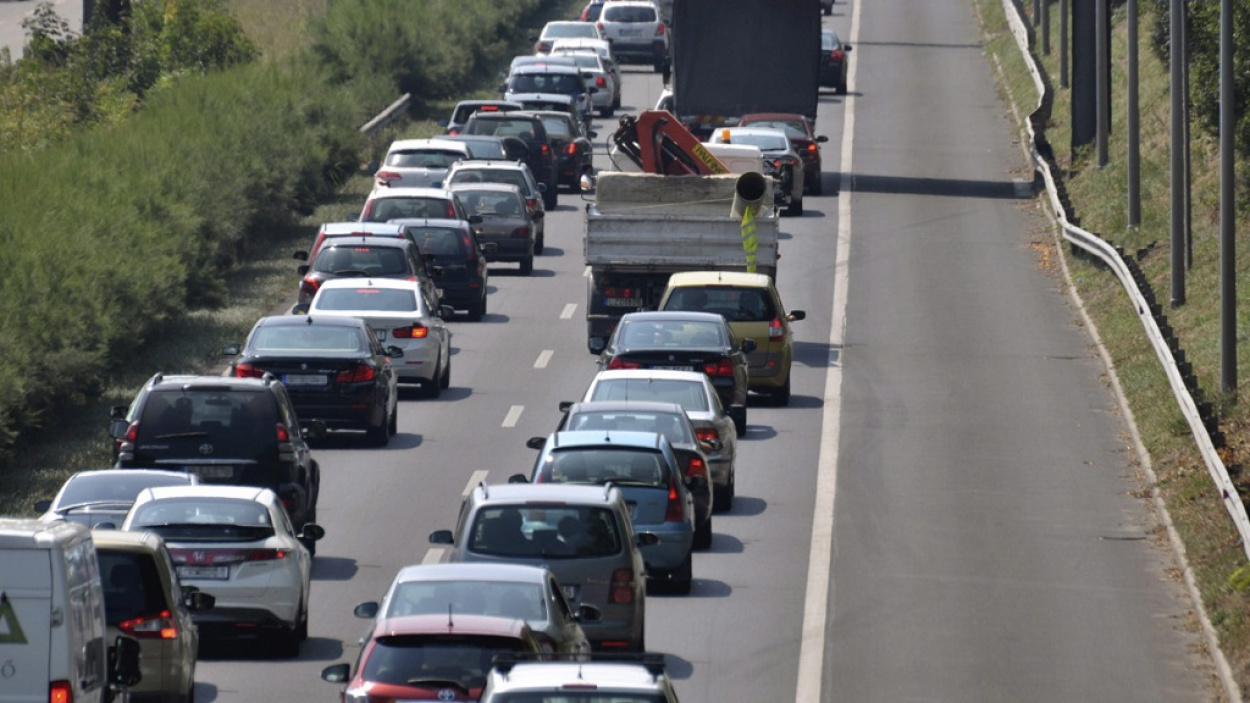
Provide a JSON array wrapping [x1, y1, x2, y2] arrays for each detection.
[[312, 556, 358, 581]]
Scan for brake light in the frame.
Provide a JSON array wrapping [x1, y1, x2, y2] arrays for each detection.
[[695, 427, 719, 443], [541, 143, 549, 155], [374, 171, 402, 187], [596, 76, 606, 87], [685, 455, 708, 481], [703, 357, 735, 377], [300, 277, 319, 299], [275, 423, 290, 443], [234, 363, 265, 379], [512, 227, 530, 238], [169, 548, 286, 565], [664, 476, 683, 522], [656, 23, 665, 35], [567, 143, 577, 156], [50, 680, 71, 703], [448, 127, 461, 136], [596, 21, 604, 31], [607, 358, 641, 370], [773, 159, 783, 169], [335, 365, 376, 384], [124, 421, 139, 443], [610, 568, 634, 603], [807, 143, 818, 153], [392, 324, 429, 339], [526, 197, 539, 211], [831, 49, 844, 61], [119, 610, 178, 640]]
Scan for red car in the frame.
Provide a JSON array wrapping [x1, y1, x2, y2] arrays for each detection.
[[738, 112, 829, 195], [321, 614, 545, 702]]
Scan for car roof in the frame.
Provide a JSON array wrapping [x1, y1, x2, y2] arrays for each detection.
[[472, 482, 624, 506], [619, 310, 728, 324], [386, 138, 472, 153], [391, 218, 470, 230], [531, 110, 576, 121], [144, 374, 277, 391], [366, 186, 455, 198], [67, 468, 198, 482], [739, 112, 809, 123], [141, 484, 273, 502], [665, 270, 773, 288], [319, 222, 406, 237], [510, 64, 582, 76], [448, 182, 525, 196], [566, 400, 687, 416], [714, 126, 792, 140], [319, 235, 414, 250], [256, 313, 370, 330], [550, 37, 611, 49], [393, 562, 551, 586], [591, 369, 711, 384], [450, 160, 530, 172], [373, 613, 530, 639], [315, 277, 420, 292], [546, 430, 666, 452], [489, 660, 670, 692]]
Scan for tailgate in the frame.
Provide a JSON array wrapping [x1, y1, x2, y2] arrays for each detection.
[[0, 549, 53, 703]]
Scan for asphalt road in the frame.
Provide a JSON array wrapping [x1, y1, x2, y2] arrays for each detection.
[[0, 0, 82, 61], [187, 0, 1219, 701]]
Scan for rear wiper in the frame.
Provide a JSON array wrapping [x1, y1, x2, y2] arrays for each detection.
[[59, 501, 130, 512], [155, 431, 209, 439]]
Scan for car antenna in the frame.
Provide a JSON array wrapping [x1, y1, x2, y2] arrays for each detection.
[[305, 316, 313, 326]]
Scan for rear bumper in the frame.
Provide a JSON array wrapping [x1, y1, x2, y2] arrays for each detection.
[[609, 41, 666, 63], [437, 279, 485, 311], [638, 524, 693, 572], [479, 238, 533, 262], [193, 605, 298, 638], [288, 394, 381, 430], [389, 340, 440, 383]]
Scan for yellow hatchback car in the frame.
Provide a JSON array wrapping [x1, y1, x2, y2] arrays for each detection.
[[659, 271, 805, 405]]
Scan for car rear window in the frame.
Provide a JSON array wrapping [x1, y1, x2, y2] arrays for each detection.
[[385, 150, 465, 169], [58, 472, 192, 507], [457, 139, 507, 160], [465, 118, 541, 140], [139, 390, 279, 440], [365, 197, 456, 222], [539, 116, 573, 139], [451, 170, 532, 197], [619, 319, 725, 347], [458, 190, 525, 219], [663, 286, 777, 322], [250, 325, 366, 353], [128, 497, 276, 542], [363, 635, 528, 690], [545, 23, 597, 38], [386, 581, 547, 621], [538, 449, 668, 487], [453, 103, 508, 124], [470, 505, 622, 558], [408, 227, 468, 257], [566, 411, 693, 446], [589, 379, 710, 412], [97, 551, 167, 626], [603, 4, 655, 22], [313, 245, 411, 275], [314, 287, 418, 313], [509, 73, 585, 97]]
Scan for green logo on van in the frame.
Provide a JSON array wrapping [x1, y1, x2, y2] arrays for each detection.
[[0, 594, 27, 644]]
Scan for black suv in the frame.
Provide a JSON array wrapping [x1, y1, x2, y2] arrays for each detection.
[[109, 374, 322, 541], [460, 112, 560, 210], [393, 218, 493, 321]]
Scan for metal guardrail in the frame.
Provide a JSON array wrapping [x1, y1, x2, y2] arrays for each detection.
[[360, 93, 412, 134], [1000, 1, 1250, 562]]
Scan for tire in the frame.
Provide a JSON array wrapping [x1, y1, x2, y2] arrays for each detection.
[[824, 3, 832, 15], [599, 106, 613, 118], [812, 176, 823, 196], [366, 409, 389, 446], [296, 600, 308, 641], [669, 552, 693, 595], [520, 256, 534, 275], [387, 402, 398, 435], [653, 60, 665, 73], [694, 515, 713, 550], [468, 295, 485, 322], [543, 187, 558, 211], [733, 410, 747, 436], [274, 624, 300, 658], [713, 485, 732, 512], [612, 93, 621, 110], [787, 196, 803, 217], [535, 230, 545, 255], [836, 80, 848, 95], [439, 355, 451, 390], [771, 374, 792, 406], [424, 367, 442, 399]]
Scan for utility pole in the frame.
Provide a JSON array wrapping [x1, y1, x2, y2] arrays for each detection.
[[1071, 0, 1096, 150], [1096, 0, 1109, 167], [1060, 0, 1069, 88], [1042, 0, 1050, 55], [1220, 0, 1236, 394], [1169, 0, 1185, 306], [1127, 0, 1140, 225]]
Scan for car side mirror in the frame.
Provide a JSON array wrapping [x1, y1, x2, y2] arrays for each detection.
[[815, 135, 828, 143], [293, 251, 308, 261], [740, 338, 757, 354], [321, 663, 351, 684], [386, 345, 405, 358], [429, 529, 454, 545], [302, 420, 328, 440], [537, 183, 548, 193], [34, 499, 51, 512], [108, 636, 142, 689], [108, 419, 129, 440], [588, 337, 607, 355], [636, 532, 660, 547], [297, 264, 310, 276], [508, 473, 530, 484], [788, 310, 806, 321], [844, 44, 852, 51], [221, 343, 242, 356], [558, 401, 573, 412], [469, 215, 483, 225], [291, 303, 310, 315], [526, 436, 546, 450], [300, 523, 326, 542], [110, 405, 128, 420], [588, 131, 598, 139], [439, 305, 456, 319], [185, 590, 215, 612], [575, 603, 602, 622], [353, 601, 380, 619], [700, 438, 723, 453], [579, 173, 595, 193], [436, 119, 449, 128], [498, 82, 508, 93]]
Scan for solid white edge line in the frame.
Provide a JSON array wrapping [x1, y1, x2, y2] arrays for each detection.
[[561, 303, 577, 320], [795, 0, 859, 699], [535, 349, 554, 369], [502, 405, 525, 428]]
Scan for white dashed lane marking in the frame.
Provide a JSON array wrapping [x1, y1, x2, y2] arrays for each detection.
[[501, 405, 524, 428], [560, 303, 577, 320], [535, 350, 554, 369]]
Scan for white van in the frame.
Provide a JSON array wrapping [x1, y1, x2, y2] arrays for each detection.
[[0, 518, 139, 703]]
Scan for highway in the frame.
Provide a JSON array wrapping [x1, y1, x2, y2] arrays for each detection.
[[191, 0, 1220, 700]]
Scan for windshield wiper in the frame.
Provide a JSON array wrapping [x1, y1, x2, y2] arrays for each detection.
[[59, 501, 130, 512], [155, 431, 209, 439]]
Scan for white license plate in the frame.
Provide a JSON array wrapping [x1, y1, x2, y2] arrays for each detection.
[[177, 566, 229, 580], [620, 28, 643, 36], [605, 297, 644, 307], [185, 465, 233, 479], [561, 585, 579, 602], [657, 365, 694, 372], [283, 373, 327, 386]]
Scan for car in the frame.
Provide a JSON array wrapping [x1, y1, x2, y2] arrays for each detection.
[[429, 483, 654, 652], [92, 529, 214, 703], [461, 112, 561, 209], [109, 374, 324, 537], [373, 138, 472, 189], [441, 99, 524, 135], [222, 314, 400, 445], [706, 126, 805, 215], [550, 50, 617, 117], [580, 369, 740, 511], [500, 65, 595, 132], [532, 21, 603, 54], [595, 0, 669, 72], [578, 0, 607, 22], [532, 110, 595, 190], [738, 112, 829, 194], [508, 55, 579, 77], [358, 186, 472, 224], [395, 218, 492, 321], [445, 160, 548, 248], [521, 430, 696, 594], [596, 311, 753, 427], [321, 614, 545, 703], [480, 654, 682, 703], [450, 182, 541, 274], [293, 234, 443, 309], [121, 485, 323, 656], [659, 271, 806, 405], [552, 400, 714, 549], [820, 27, 853, 94], [304, 277, 454, 397], [550, 41, 622, 112], [301, 221, 427, 264], [34, 468, 199, 529], [352, 563, 596, 658], [509, 93, 581, 127], [444, 134, 530, 162]]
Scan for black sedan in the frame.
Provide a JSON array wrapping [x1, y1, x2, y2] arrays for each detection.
[[820, 28, 853, 94], [223, 315, 401, 446], [597, 311, 755, 426], [534, 110, 596, 191]]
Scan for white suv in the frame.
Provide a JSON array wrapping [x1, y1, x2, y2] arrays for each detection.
[[596, 1, 669, 72], [480, 655, 682, 702]]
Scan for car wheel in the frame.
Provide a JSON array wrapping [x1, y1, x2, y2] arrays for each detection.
[[771, 374, 792, 406], [837, 80, 848, 95], [612, 94, 621, 110], [653, 60, 665, 73], [713, 484, 733, 512], [694, 515, 713, 550], [296, 599, 309, 642], [824, 3, 832, 15], [669, 551, 693, 594], [387, 402, 398, 435], [366, 410, 389, 446], [535, 230, 545, 255], [544, 187, 558, 211], [424, 367, 443, 399], [787, 195, 803, 217], [599, 106, 613, 118], [520, 256, 534, 275], [275, 624, 301, 658], [439, 354, 451, 390], [812, 176, 823, 195], [733, 409, 747, 436]]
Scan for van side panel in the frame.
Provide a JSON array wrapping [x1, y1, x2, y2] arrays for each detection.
[[0, 549, 54, 703], [61, 537, 108, 703]]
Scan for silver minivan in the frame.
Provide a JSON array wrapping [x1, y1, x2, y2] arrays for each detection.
[[429, 483, 655, 652]]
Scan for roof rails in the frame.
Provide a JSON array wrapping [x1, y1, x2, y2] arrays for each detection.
[[490, 651, 668, 677]]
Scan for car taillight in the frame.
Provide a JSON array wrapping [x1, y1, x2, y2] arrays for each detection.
[[526, 197, 539, 211], [567, 143, 577, 155], [392, 324, 429, 339], [807, 143, 818, 153], [596, 76, 606, 87], [275, 423, 290, 443], [596, 21, 604, 32], [124, 421, 139, 443], [686, 455, 708, 482], [512, 227, 530, 238], [300, 277, 319, 299], [541, 143, 549, 155], [610, 568, 635, 603], [656, 23, 665, 35], [462, 234, 475, 260], [234, 363, 265, 378], [774, 159, 783, 169], [607, 358, 641, 370], [831, 49, 844, 61], [374, 171, 401, 187], [119, 610, 178, 640], [664, 476, 683, 522], [169, 548, 286, 565], [696, 427, 719, 443], [703, 357, 735, 377], [50, 680, 71, 703], [769, 317, 784, 340], [336, 365, 376, 384], [448, 127, 461, 136]]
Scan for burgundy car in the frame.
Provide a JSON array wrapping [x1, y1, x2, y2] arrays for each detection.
[[738, 112, 829, 195]]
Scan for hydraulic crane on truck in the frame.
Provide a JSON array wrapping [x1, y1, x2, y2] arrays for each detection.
[[608, 110, 731, 175]]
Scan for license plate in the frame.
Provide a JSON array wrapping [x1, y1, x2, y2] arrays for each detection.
[[282, 373, 327, 386], [561, 585, 579, 602], [605, 297, 644, 308], [657, 365, 694, 372], [620, 28, 643, 36], [177, 566, 229, 580], [185, 465, 233, 479]]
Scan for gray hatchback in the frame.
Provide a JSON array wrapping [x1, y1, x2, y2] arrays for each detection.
[[429, 483, 654, 652]]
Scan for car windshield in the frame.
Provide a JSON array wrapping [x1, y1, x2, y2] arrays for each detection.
[[721, 133, 789, 152], [663, 286, 776, 322], [452, 104, 508, 124], [566, 411, 693, 446], [603, 4, 655, 22], [138, 390, 279, 440], [545, 23, 597, 38], [539, 116, 573, 139], [57, 473, 190, 508], [365, 197, 455, 222], [314, 287, 418, 313], [457, 139, 506, 160], [128, 498, 276, 541], [618, 319, 725, 347], [249, 325, 366, 353], [408, 227, 467, 257], [363, 635, 525, 691], [385, 150, 464, 169], [589, 379, 710, 412], [493, 695, 665, 703], [97, 551, 166, 627], [508, 73, 584, 96], [469, 505, 621, 558], [537, 449, 668, 486], [386, 581, 547, 621], [456, 190, 525, 219], [313, 245, 411, 275], [742, 119, 807, 138]]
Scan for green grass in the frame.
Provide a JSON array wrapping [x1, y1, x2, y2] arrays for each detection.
[[976, 0, 1250, 690]]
